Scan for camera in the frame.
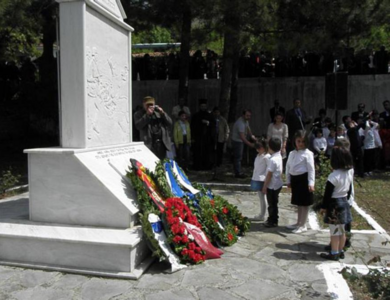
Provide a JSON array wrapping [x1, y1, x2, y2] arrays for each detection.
[[153, 105, 160, 111]]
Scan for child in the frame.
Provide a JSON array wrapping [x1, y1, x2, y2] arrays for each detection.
[[313, 128, 327, 157], [336, 125, 346, 139], [363, 114, 378, 176], [250, 140, 271, 221], [286, 130, 315, 233], [173, 111, 191, 171], [326, 125, 336, 157], [324, 138, 354, 252], [320, 146, 354, 260], [262, 137, 283, 228]]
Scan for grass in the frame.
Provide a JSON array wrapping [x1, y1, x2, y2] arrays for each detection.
[[353, 171, 390, 233]]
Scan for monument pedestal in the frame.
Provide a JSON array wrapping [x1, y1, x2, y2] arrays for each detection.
[[0, 143, 158, 278]]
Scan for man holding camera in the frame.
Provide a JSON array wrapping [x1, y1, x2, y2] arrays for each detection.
[[134, 96, 173, 159]]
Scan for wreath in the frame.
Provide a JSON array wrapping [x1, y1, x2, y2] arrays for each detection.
[[163, 198, 206, 264]]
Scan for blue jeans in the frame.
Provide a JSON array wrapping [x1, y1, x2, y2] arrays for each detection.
[[233, 141, 244, 175]]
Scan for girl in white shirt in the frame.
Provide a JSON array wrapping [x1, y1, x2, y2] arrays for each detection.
[[363, 118, 378, 176], [313, 128, 327, 155], [286, 130, 315, 233], [250, 139, 271, 220], [320, 147, 354, 260]]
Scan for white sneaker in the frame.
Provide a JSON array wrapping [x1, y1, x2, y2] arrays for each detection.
[[292, 226, 307, 233], [286, 224, 298, 230]]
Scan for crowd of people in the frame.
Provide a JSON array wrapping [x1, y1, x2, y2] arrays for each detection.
[[134, 95, 390, 261], [132, 46, 390, 81]]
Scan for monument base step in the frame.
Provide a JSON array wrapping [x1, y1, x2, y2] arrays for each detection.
[[0, 221, 153, 279]]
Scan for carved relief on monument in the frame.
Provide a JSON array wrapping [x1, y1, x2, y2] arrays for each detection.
[[86, 46, 129, 144]]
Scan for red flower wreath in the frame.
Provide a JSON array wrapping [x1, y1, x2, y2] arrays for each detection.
[[163, 197, 206, 264]]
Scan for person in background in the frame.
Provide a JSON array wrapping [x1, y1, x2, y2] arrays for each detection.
[[285, 98, 312, 154], [262, 137, 283, 228], [320, 147, 354, 261], [322, 117, 333, 139], [267, 112, 288, 159], [351, 103, 369, 123], [313, 128, 327, 159], [346, 120, 364, 178], [171, 97, 191, 120], [313, 108, 327, 129], [336, 125, 346, 139], [379, 100, 390, 169], [231, 109, 257, 178], [212, 107, 230, 167], [173, 111, 191, 172], [250, 139, 270, 221], [326, 125, 336, 157], [269, 99, 285, 123], [285, 130, 315, 233], [191, 99, 214, 170], [363, 112, 378, 176]]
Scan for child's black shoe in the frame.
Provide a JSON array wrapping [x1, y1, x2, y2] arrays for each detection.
[[320, 252, 339, 261]]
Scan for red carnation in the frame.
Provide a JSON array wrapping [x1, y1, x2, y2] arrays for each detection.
[[222, 207, 229, 214], [195, 247, 202, 253], [227, 233, 234, 241], [181, 248, 188, 256]]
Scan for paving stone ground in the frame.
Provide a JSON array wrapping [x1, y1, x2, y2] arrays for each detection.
[[0, 191, 389, 300]]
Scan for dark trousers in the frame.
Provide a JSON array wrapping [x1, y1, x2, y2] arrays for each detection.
[[177, 136, 190, 170], [216, 142, 225, 166], [152, 139, 166, 160], [351, 148, 364, 177], [364, 148, 376, 173], [267, 187, 282, 224]]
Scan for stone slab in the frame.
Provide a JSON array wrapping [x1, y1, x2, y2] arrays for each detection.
[[25, 143, 157, 228]]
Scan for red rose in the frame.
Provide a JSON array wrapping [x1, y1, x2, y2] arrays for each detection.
[[188, 242, 196, 250], [173, 236, 182, 244], [188, 250, 195, 259], [222, 207, 229, 214], [195, 247, 202, 253], [178, 225, 186, 235], [213, 215, 219, 223], [171, 224, 179, 234], [181, 248, 188, 256], [181, 235, 189, 243]]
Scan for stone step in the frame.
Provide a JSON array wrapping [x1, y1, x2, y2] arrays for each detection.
[[0, 221, 153, 279]]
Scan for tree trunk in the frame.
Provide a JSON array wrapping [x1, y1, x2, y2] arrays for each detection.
[[228, 48, 240, 123], [219, 0, 240, 121], [178, 5, 191, 103]]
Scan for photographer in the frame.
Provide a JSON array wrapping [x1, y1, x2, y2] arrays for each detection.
[[134, 96, 173, 159]]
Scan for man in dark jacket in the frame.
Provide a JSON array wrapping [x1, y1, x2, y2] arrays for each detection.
[[134, 96, 172, 159]]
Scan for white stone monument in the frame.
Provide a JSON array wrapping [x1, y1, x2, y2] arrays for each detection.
[[0, 0, 156, 279]]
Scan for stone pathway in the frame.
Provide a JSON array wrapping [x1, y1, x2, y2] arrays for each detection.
[[0, 191, 389, 300]]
